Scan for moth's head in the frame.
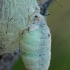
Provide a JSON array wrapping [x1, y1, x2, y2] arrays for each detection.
[[30, 12, 44, 23]]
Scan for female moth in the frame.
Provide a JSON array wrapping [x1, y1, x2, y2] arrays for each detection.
[[0, 0, 51, 70], [20, 12, 51, 70]]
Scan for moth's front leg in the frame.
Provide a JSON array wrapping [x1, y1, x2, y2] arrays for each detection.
[[38, 0, 52, 16], [0, 50, 20, 70]]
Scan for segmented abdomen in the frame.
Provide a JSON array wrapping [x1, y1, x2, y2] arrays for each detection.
[[20, 20, 51, 70]]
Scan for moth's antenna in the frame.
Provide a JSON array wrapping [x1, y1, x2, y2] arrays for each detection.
[[54, 0, 63, 8]]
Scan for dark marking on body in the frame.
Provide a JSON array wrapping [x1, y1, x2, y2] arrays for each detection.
[[40, 36, 47, 39], [9, 17, 13, 22], [35, 15, 38, 18], [0, 0, 3, 19], [48, 33, 50, 37], [6, 22, 9, 34], [39, 21, 46, 28]]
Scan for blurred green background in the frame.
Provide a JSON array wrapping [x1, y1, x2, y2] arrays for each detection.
[[12, 0, 70, 70]]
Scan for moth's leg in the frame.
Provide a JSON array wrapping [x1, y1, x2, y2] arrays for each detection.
[[37, 0, 53, 16], [0, 49, 20, 70]]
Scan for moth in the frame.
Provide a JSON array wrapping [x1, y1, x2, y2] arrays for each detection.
[[0, 0, 51, 70], [20, 13, 51, 70]]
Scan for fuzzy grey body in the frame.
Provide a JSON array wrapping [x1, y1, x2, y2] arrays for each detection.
[[20, 17, 51, 70]]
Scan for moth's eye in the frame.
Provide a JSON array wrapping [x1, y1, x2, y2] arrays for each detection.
[[35, 15, 38, 18]]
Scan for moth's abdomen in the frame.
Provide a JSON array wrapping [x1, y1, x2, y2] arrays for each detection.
[[20, 20, 51, 70]]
